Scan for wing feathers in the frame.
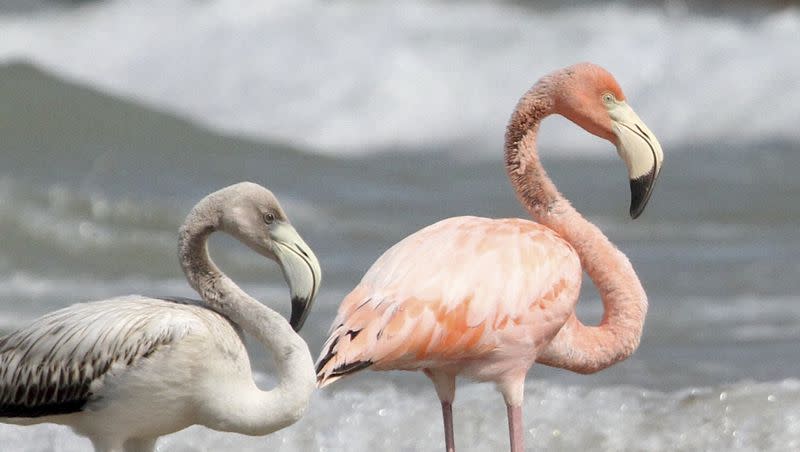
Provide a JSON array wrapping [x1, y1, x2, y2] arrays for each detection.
[[316, 217, 581, 387], [0, 296, 198, 418]]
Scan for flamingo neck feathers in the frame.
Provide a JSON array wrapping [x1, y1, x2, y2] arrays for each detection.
[[177, 197, 314, 434], [504, 78, 647, 374]]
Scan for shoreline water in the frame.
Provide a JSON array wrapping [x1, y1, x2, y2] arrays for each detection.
[[1, 4, 799, 446], [1, 376, 799, 451]]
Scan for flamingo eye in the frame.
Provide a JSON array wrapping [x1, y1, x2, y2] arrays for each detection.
[[602, 92, 615, 104], [263, 212, 276, 224]]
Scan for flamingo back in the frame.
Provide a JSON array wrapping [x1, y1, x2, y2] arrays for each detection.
[[0, 296, 237, 419], [316, 216, 581, 386]]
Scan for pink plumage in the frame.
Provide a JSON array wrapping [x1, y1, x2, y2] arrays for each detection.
[[317, 217, 581, 384], [316, 62, 664, 452]]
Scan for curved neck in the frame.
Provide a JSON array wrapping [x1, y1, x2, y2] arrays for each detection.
[[504, 81, 648, 374], [178, 202, 315, 434]]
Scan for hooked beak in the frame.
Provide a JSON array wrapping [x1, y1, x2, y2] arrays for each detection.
[[270, 222, 321, 331], [610, 102, 664, 219]]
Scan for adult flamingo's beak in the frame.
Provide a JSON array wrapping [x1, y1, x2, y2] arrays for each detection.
[[609, 103, 664, 219]]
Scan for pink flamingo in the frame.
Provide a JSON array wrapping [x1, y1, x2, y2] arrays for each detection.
[[315, 63, 663, 452]]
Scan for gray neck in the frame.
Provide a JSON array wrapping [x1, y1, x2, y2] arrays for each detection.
[[178, 199, 315, 433]]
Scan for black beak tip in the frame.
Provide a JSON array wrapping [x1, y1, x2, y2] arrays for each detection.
[[629, 169, 659, 220], [629, 197, 648, 219], [290, 297, 309, 332]]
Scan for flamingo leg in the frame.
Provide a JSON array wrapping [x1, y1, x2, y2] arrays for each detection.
[[441, 400, 455, 452], [506, 404, 524, 452], [123, 437, 157, 452], [90, 438, 123, 452], [498, 373, 526, 452], [424, 369, 457, 452]]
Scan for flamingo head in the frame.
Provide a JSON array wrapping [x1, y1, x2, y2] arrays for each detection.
[[554, 63, 664, 219], [218, 182, 321, 331]]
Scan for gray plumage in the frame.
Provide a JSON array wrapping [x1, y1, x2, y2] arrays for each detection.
[[0, 296, 234, 417], [0, 182, 320, 452]]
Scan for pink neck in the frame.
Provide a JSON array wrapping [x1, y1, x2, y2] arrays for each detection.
[[504, 80, 647, 374]]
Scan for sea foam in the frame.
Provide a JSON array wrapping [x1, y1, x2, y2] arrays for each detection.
[[1, 378, 798, 451], [0, 0, 797, 156]]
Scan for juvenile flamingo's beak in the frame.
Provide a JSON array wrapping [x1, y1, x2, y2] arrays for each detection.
[[270, 223, 321, 331], [609, 103, 664, 218]]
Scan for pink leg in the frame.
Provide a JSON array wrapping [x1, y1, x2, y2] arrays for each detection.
[[441, 400, 455, 452], [506, 404, 524, 452], [497, 373, 526, 452], [424, 369, 457, 452]]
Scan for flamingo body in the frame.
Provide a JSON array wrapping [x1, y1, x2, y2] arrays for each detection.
[[315, 63, 664, 452], [317, 216, 581, 385], [0, 182, 322, 452], [0, 296, 248, 441]]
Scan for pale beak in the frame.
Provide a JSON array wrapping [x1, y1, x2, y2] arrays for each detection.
[[609, 102, 664, 218], [270, 222, 321, 331]]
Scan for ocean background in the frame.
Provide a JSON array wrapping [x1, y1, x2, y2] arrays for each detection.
[[1, 0, 799, 450]]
